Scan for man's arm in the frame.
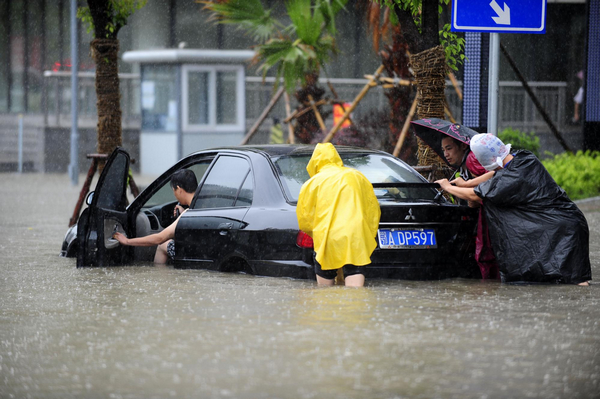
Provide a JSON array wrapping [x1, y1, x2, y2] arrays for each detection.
[[113, 211, 184, 247], [453, 171, 495, 188], [435, 179, 482, 203]]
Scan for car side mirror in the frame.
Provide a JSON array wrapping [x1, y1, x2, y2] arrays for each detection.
[[86, 191, 94, 206]]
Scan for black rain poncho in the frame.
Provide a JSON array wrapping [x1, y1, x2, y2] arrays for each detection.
[[473, 150, 591, 284]]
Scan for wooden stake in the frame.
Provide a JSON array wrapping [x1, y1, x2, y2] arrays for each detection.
[[447, 72, 463, 101], [393, 95, 419, 158], [284, 92, 295, 144], [308, 94, 327, 132], [240, 86, 284, 145], [323, 64, 385, 143], [283, 99, 327, 123], [444, 104, 457, 123]]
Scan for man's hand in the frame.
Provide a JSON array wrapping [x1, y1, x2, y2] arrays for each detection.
[[452, 177, 467, 187], [113, 232, 129, 245], [467, 200, 481, 208], [174, 204, 185, 218], [435, 178, 452, 191]]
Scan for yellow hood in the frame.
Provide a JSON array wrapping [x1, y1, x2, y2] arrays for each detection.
[[306, 143, 344, 178]]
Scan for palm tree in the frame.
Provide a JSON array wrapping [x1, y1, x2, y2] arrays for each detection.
[[381, 0, 464, 174], [78, 0, 146, 169], [362, 1, 416, 164], [202, 0, 348, 143]]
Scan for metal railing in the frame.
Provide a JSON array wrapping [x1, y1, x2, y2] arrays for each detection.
[[42, 71, 141, 129], [244, 77, 570, 137], [41, 71, 569, 135]]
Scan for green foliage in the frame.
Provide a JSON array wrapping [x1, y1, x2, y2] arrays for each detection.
[[200, 0, 280, 42], [498, 127, 541, 158], [542, 151, 600, 200], [373, 0, 466, 70], [439, 24, 466, 71], [77, 7, 94, 34], [203, 0, 348, 93], [78, 0, 147, 38]]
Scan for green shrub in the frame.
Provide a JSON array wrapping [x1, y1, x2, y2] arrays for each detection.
[[542, 151, 600, 200], [498, 128, 540, 157]]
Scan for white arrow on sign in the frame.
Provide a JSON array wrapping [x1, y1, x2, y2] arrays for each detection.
[[490, 0, 511, 25]]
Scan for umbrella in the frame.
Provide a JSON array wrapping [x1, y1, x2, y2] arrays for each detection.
[[410, 118, 479, 163]]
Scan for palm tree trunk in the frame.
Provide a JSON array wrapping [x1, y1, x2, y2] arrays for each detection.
[[410, 44, 448, 177], [392, 0, 448, 176], [91, 38, 122, 170], [381, 31, 417, 164], [294, 74, 326, 143]]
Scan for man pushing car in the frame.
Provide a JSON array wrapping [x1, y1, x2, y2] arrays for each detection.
[[296, 143, 381, 287]]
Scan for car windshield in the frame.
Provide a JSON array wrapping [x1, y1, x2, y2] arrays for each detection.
[[273, 153, 438, 202]]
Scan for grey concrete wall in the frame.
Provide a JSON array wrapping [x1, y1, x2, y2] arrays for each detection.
[[0, 114, 45, 172]]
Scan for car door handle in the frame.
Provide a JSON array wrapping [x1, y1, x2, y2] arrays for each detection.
[[218, 222, 233, 235]]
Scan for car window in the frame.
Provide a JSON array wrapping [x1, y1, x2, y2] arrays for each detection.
[[143, 161, 211, 208], [234, 172, 253, 207], [96, 152, 128, 210], [193, 156, 252, 209], [273, 153, 437, 202]]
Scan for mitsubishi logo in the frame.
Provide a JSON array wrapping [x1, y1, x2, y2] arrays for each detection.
[[405, 208, 416, 221]]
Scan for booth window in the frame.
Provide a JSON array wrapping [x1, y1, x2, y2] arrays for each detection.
[[183, 65, 244, 132], [141, 65, 178, 131]]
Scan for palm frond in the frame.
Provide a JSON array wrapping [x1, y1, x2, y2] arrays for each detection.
[[200, 0, 279, 42], [285, 0, 323, 46], [315, 0, 349, 35]]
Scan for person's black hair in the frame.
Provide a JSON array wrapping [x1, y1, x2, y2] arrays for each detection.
[[170, 169, 198, 193], [441, 135, 468, 148]]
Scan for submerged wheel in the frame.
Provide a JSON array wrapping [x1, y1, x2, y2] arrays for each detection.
[[220, 258, 253, 275]]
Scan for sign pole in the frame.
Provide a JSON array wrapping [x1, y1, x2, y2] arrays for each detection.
[[69, 0, 79, 185], [487, 33, 500, 135]]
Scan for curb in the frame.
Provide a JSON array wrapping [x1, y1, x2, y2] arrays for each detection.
[[575, 196, 600, 212]]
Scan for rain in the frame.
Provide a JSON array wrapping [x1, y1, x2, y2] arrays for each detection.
[[1, 0, 600, 398], [1, 173, 599, 398]]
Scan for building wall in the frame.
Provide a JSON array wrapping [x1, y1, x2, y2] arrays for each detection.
[[0, 0, 592, 172]]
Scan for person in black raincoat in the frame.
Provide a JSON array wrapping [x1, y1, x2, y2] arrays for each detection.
[[436, 134, 591, 286]]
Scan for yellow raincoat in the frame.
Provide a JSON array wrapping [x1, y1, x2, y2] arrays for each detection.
[[296, 143, 381, 270]]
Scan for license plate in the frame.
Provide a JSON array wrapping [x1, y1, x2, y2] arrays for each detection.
[[377, 228, 437, 249]]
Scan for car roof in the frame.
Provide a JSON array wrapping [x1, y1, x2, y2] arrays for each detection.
[[188, 144, 389, 158]]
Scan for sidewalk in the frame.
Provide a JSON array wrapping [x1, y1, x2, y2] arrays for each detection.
[[575, 196, 600, 213]]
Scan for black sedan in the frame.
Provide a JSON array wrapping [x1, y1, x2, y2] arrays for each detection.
[[62, 145, 478, 280]]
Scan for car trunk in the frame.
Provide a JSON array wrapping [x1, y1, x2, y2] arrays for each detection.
[[368, 202, 479, 279]]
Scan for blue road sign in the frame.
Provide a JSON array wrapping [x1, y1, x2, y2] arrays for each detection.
[[452, 0, 547, 34]]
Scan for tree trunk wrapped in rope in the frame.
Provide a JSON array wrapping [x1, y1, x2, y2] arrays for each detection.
[[409, 45, 449, 180], [294, 76, 327, 144], [380, 30, 417, 165], [91, 38, 122, 170]]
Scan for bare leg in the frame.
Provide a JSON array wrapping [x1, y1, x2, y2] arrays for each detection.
[[316, 275, 335, 286], [154, 241, 169, 264], [344, 274, 365, 287]]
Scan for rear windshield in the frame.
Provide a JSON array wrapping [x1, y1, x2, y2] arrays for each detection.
[[272, 153, 437, 202]]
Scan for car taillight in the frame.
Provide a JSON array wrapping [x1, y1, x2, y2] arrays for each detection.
[[296, 231, 314, 248]]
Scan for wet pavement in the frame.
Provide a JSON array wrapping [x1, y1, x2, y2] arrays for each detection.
[[1, 173, 599, 399]]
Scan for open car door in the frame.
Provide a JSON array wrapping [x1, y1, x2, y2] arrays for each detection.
[[77, 148, 130, 267]]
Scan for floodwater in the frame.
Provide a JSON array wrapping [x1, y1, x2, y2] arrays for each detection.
[[1, 174, 599, 399]]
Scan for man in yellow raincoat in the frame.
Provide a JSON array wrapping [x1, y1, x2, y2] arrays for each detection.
[[297, 143, 381, 287]]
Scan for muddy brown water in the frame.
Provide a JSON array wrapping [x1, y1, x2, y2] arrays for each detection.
[[1, 173, 599, 399]]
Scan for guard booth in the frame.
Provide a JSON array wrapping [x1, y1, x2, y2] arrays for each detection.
[[123, 49, 254, 175]]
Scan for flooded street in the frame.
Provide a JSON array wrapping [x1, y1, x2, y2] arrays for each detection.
[[1, 173, 599, 399]]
